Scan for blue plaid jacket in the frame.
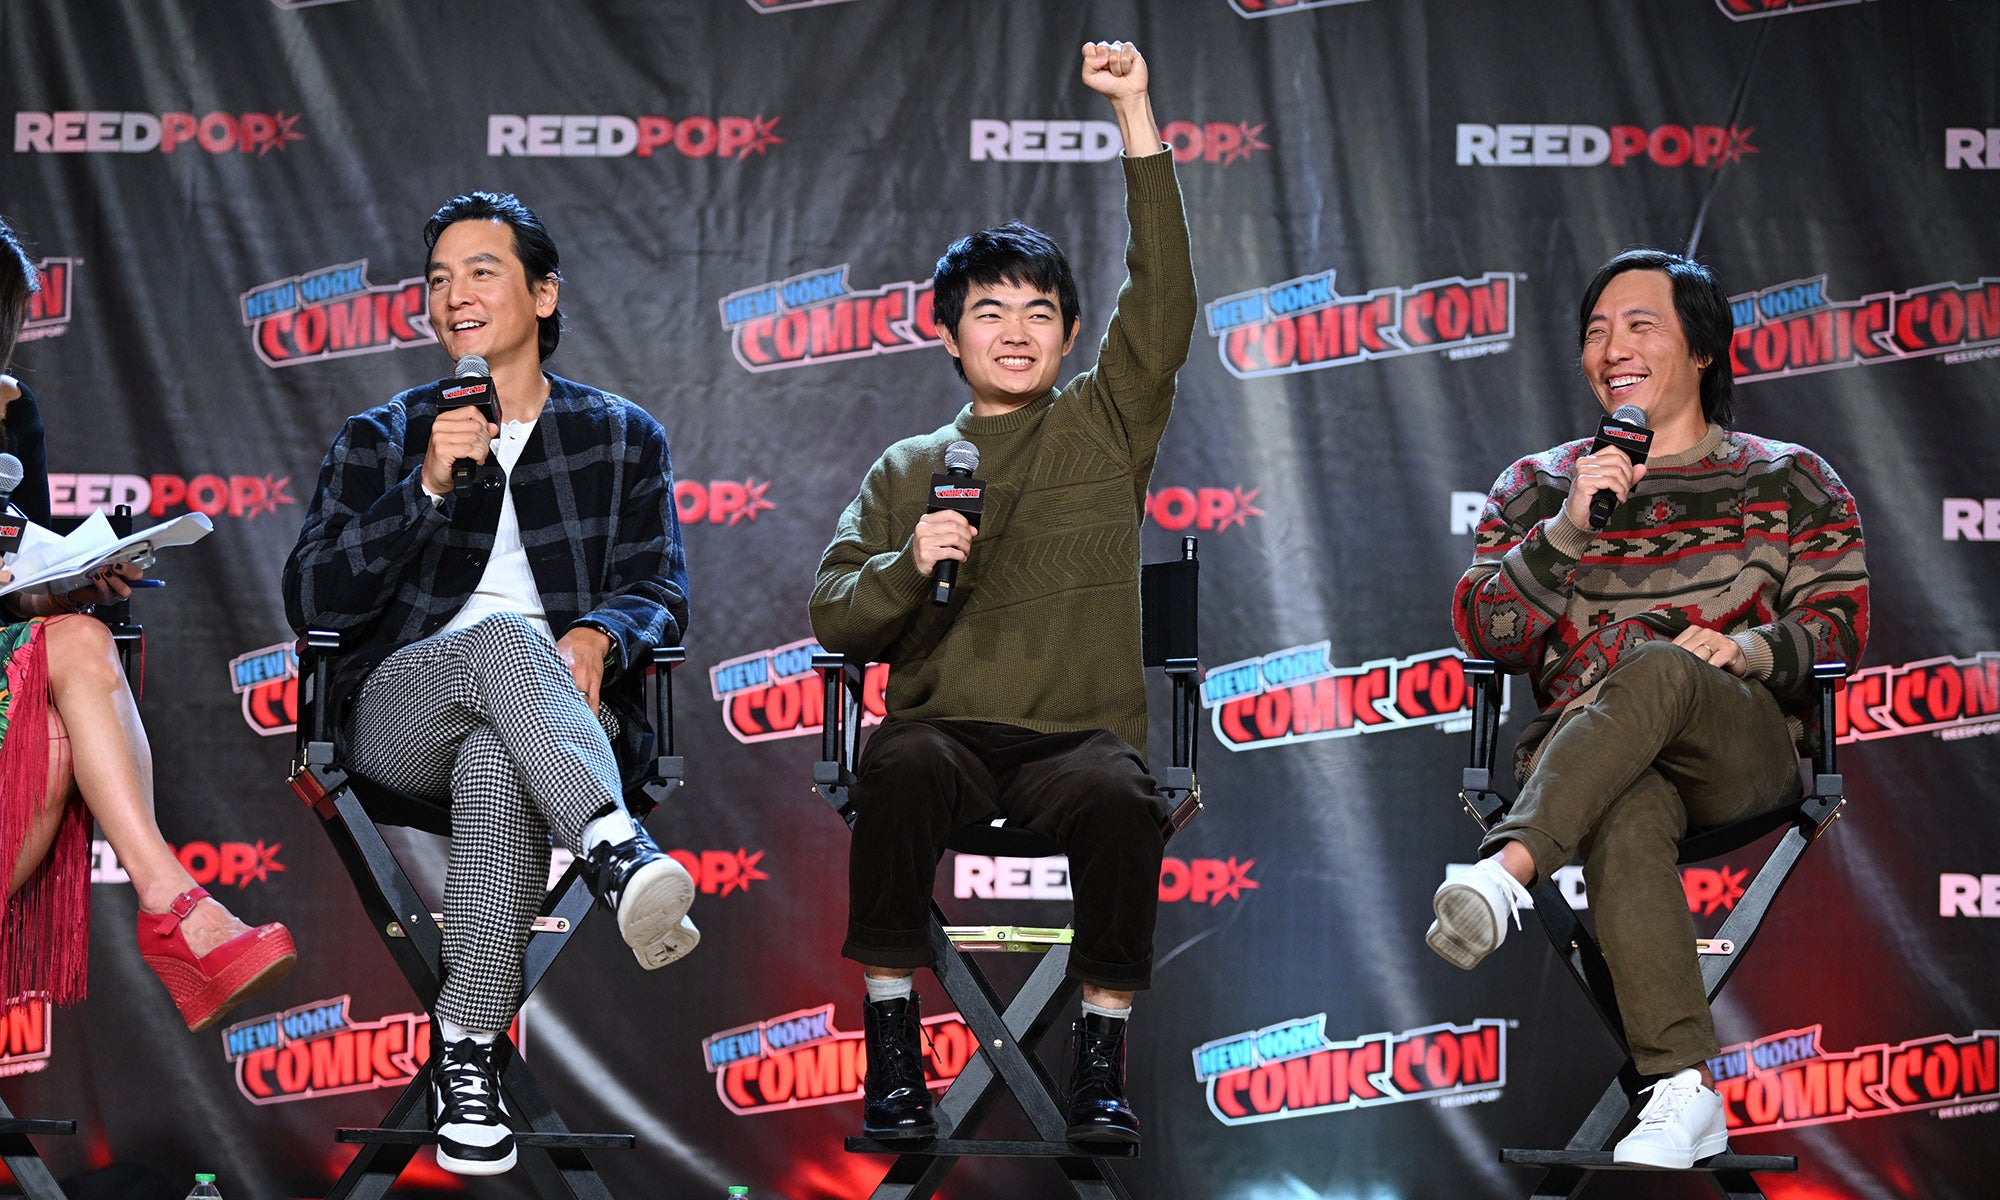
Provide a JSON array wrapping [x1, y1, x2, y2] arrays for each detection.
[[283, 373, 690, 771]]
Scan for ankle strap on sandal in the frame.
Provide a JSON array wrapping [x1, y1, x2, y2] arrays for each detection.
[[149, 886, 212, 936]]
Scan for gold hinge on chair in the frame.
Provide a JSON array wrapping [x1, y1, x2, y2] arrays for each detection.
[[387, 914, 571, 939], [943, 926, 1074, 953]]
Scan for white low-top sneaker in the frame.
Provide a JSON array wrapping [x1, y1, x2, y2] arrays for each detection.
[[1425, 855, 1534, 970], [1613, 1068, 1729, 1169]]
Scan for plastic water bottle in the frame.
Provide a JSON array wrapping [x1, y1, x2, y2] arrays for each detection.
[[184, 1175, 223, 1200]]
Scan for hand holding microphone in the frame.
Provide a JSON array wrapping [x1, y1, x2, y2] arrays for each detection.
[[923, 441, 985, 606], [422, 355, 500, 497], [1566, 403, 1654, 532]]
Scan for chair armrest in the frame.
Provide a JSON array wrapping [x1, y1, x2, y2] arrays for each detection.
[[1810, 661, 1847, 795], [812, 652, 849, 775], [298, 629, 346, 764], [648, 645, 685, 784]]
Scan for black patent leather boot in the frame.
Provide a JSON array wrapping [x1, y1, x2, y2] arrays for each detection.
[[861, 994, 937, 1139], [1065, 1012, 1140, 1144]]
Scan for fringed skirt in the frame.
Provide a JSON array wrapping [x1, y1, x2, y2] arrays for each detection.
[[0, 618, 91, 1007]]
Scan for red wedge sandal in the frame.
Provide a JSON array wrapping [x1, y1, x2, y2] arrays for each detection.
[[138, 886, 297, 1032]]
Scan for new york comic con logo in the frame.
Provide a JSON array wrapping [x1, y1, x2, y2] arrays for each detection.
[[242, 260, 430, 368], [1834, 652, 2000, 745], [1726, 275, 2000, 380], [0, 996, 54, 1079], [19, 257, 76, 342], [1193, 1014, 1505, 1125], [13, 110, 303, 155], [1203, 644, 1505, 752], [705, 1002, 975, 1116], [231, 642, 299, 736], [710, 639, 888, 743], [1206, 269, 1516, 379], [1707, 1025, 1999, 1134], [719, 265, 940, 372], [223, 996, 440, 1105]]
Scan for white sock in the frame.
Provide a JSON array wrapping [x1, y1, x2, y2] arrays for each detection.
[[865, 974, 915, 1003], [436, 1016, 500, 1046], [582, 810, 637, 854], [1081, 1000, 1131, 1022]]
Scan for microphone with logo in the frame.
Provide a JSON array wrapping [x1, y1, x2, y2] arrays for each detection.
[[0, 453, 25, 557], [439, 354, 499, 497], [1586, 403, 1654, 530], [927, 440, 985, 607]]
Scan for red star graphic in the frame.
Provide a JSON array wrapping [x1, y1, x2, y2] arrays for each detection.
[[241, 840, 286, 886], [727, 479, 776, 526], [1223, 122, 1270, 166], [257, 112, 307, 157], [1209, 857, 1260, 905], [741, 116, 784, 158], [722, 849, 768, 897], [1219, 486, 1264, 530], [1718, 126, 1758, 166], [1707, 864, 1747, 915], [243, 475, 295, 519]]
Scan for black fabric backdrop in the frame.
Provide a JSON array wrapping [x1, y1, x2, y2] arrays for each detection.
[[3, 1, 1997, 1197]]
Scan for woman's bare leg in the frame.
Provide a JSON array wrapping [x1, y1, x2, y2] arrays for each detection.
[[29, 614, 253, 955]]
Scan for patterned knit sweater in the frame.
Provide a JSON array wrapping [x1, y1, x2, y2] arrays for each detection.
[[1454, 422, 1869, 783], [810, 151, 1195, 753]]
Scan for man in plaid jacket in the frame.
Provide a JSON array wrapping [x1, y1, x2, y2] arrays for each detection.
[[283, 191, 693, 1177]]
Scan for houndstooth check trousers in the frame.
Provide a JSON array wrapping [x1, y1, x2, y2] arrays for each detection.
[[348, 612, 625, 1031]]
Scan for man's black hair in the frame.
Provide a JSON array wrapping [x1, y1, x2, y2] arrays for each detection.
[[932, 221, 1080, 381], [424, 191, 564, 361], [1577, 247, 1736, 428]]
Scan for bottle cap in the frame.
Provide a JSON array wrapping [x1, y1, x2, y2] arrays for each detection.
[[728, 1190, 749, 1197], [196, 1176, 217, 1184]]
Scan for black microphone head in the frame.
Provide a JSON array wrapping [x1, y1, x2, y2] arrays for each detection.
[[0, 453, 21, 496], [454, 354, 490, 378], [1611, 403, 1647, 428], [944, 440, 979, 474]]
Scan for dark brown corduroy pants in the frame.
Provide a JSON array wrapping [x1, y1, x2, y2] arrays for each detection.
[[844, 718, 1165, 991]]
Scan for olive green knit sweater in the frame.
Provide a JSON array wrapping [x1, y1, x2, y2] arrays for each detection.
[[810, 151, 1195, 752]]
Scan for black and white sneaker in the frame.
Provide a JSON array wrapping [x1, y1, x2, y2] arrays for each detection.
[[431, 1037, 516, 1176], [582, 826, 699, 969]]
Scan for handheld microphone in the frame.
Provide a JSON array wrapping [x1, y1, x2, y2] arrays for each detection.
[[927, 440, 984, 607], [440, 354, 498, 496], [0, 453, 25, 557], [1586, 403, 1653, 530]]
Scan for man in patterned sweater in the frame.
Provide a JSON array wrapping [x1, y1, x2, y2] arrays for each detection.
[[1431, 248, 1868, 1168], [285, 193, 694, 1176], [810, 41, 1194, 1147]]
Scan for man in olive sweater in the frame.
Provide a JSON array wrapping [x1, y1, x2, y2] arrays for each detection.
[[810, 41, 1194, 1146]]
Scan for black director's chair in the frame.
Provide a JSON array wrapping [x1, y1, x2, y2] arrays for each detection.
[[1455, 658, 1849, 1200], [288, 631, 688, 1200], [0, 504, 152, 1200], [812, 537, 1203, 1200]]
